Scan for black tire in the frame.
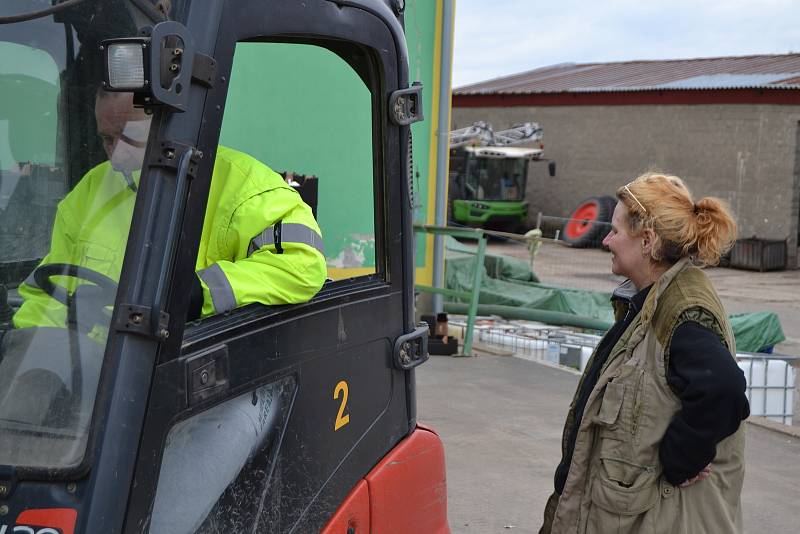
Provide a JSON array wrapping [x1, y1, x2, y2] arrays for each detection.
[[599, 195, 616, 251], [599, 195, 617, 222], [562, 196, 613, 248]]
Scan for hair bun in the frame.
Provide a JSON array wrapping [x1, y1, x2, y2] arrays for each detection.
[[695, 197, 716, 211], [692, 196, 736, 266]]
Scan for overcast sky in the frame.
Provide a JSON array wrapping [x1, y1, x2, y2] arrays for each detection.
[[452, 0, 800, 88]]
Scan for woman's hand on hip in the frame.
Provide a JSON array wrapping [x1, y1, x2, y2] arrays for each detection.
[[679, 464, 712, 488]]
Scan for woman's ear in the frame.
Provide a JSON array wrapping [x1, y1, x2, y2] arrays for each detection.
[[641, 228, 656, 255]]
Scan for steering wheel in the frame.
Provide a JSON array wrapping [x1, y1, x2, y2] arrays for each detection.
[[32, 263, 118, 322]]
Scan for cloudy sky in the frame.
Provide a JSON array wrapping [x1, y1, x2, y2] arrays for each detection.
[[452, 0, 800, 88]]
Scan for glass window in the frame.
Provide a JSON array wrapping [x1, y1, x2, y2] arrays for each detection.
[[466, 156, 529, 202], [218, 42, 377, 281], [0, 0, 175, 472], [148, 377, 296, 533], [0, 41, 62, 269]]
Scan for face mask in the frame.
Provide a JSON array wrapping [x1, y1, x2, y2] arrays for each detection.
[[109, 118, 151, 178]]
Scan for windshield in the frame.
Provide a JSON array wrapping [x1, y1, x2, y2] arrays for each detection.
[[0, 0, 173, 472], [465, 156, 529, 201]]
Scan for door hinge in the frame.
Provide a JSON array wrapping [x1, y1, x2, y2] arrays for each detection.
[[147, 140, 203, 179]]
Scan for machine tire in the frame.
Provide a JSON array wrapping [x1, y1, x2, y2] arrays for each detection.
[[599, 195, 616, 251], [600, 195, 617, 220], [562, 196, 613, 248]]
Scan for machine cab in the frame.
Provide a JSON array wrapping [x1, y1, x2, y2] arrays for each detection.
[[0, 1, 446, 532]]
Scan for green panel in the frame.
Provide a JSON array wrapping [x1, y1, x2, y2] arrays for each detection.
[[219, 43, 374, 270], [406, 1, 439, 266], [218, 3, 441, 274]]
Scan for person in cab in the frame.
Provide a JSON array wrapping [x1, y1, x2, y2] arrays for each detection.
[[13, 89, 326, 332], [3, 88, 327, 534]]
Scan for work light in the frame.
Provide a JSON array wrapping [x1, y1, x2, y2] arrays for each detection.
[[99, 21, 196, 112], [104, 40, 148, 90]]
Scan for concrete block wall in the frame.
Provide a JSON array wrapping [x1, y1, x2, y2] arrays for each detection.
[[453, 104, 800, 267]]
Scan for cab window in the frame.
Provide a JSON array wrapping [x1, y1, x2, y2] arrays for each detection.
[[0, 5, 153, 473], [219, 42, 378, 282], [0, 41, 62, 275]]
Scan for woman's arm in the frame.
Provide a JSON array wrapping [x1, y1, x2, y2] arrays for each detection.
[[659, 321, 749, 486]]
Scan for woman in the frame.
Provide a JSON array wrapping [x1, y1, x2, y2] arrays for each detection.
[[540, 173, 750, 534]]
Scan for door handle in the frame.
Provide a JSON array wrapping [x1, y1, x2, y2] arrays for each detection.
[[392, 323, 429, 370], [185, 344, 229, 406]]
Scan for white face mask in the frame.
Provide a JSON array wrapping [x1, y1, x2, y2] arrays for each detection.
[[109, 118, 151, 177]]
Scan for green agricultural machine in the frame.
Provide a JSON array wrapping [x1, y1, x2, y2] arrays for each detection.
[[448, 121, 555, 231]]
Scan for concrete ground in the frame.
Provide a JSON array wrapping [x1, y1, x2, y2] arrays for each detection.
[[417, 352, 800, 534], [485, 241, 800, 354]]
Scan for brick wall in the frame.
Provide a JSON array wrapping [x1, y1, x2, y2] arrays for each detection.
[[452, 104, 800, 267]]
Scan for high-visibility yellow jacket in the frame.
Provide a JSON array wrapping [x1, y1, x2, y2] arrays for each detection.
[[14, 146, 326, 328]]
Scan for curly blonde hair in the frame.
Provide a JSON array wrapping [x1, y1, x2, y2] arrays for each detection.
[[616, 172, 737, 267]]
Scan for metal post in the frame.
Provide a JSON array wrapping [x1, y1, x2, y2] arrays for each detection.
[[783, 362, 790, 425], [763, 359, 769, 417], [431, 0, 456, 313], [461, 231, 486, 356], [791, 360, 800, 427]]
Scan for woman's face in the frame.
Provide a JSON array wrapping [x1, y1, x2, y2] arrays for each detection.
[[602, 201, 648, 284]]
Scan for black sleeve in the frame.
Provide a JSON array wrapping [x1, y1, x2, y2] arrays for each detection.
[[186, 275, 204, 321], [658, 321, 750, 486]]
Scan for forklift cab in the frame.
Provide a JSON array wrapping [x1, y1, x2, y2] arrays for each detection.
[[0, 1, 447, 533]]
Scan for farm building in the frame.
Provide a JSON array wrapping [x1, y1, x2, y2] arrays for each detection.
[[452, 54, 800, 268]]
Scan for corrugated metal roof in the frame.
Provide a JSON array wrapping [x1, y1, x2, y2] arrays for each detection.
[[454, 54, 800, 95]]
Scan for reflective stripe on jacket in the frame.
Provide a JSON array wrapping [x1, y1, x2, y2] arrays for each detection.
[[542, 258, 744, 534], [14, 146, 326, 328], [193, 146, 325, 316]]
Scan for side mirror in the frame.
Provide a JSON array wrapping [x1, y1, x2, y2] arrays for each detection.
[[548, 161, 556, 177]]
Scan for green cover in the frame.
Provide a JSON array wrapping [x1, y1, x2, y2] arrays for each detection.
[[728, 312, 786, 353], [444, 238, 786, 352], [444, 237, 614, 322]]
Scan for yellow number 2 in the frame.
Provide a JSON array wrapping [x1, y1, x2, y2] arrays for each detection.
[[334, 380, 351, 431]]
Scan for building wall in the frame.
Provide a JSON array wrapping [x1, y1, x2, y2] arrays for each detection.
[[453, 103, 800, 267]]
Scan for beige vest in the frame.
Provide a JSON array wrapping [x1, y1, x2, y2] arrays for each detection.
[[542, 259, 745, 534]]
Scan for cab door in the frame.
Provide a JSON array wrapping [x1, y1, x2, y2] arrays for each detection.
[[124, 2, 420, 532]]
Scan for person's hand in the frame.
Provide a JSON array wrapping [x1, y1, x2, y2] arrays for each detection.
[[679, 464, 712, 488]]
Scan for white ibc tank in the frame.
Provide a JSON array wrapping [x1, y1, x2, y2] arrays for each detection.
[[737, 356, 795, 424]]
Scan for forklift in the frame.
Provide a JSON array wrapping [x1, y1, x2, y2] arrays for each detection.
[[0, 1, 449, 533]]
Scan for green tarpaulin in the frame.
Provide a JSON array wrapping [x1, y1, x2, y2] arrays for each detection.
[[444, 237, 785, 353], [728, 312, 786, 353]]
